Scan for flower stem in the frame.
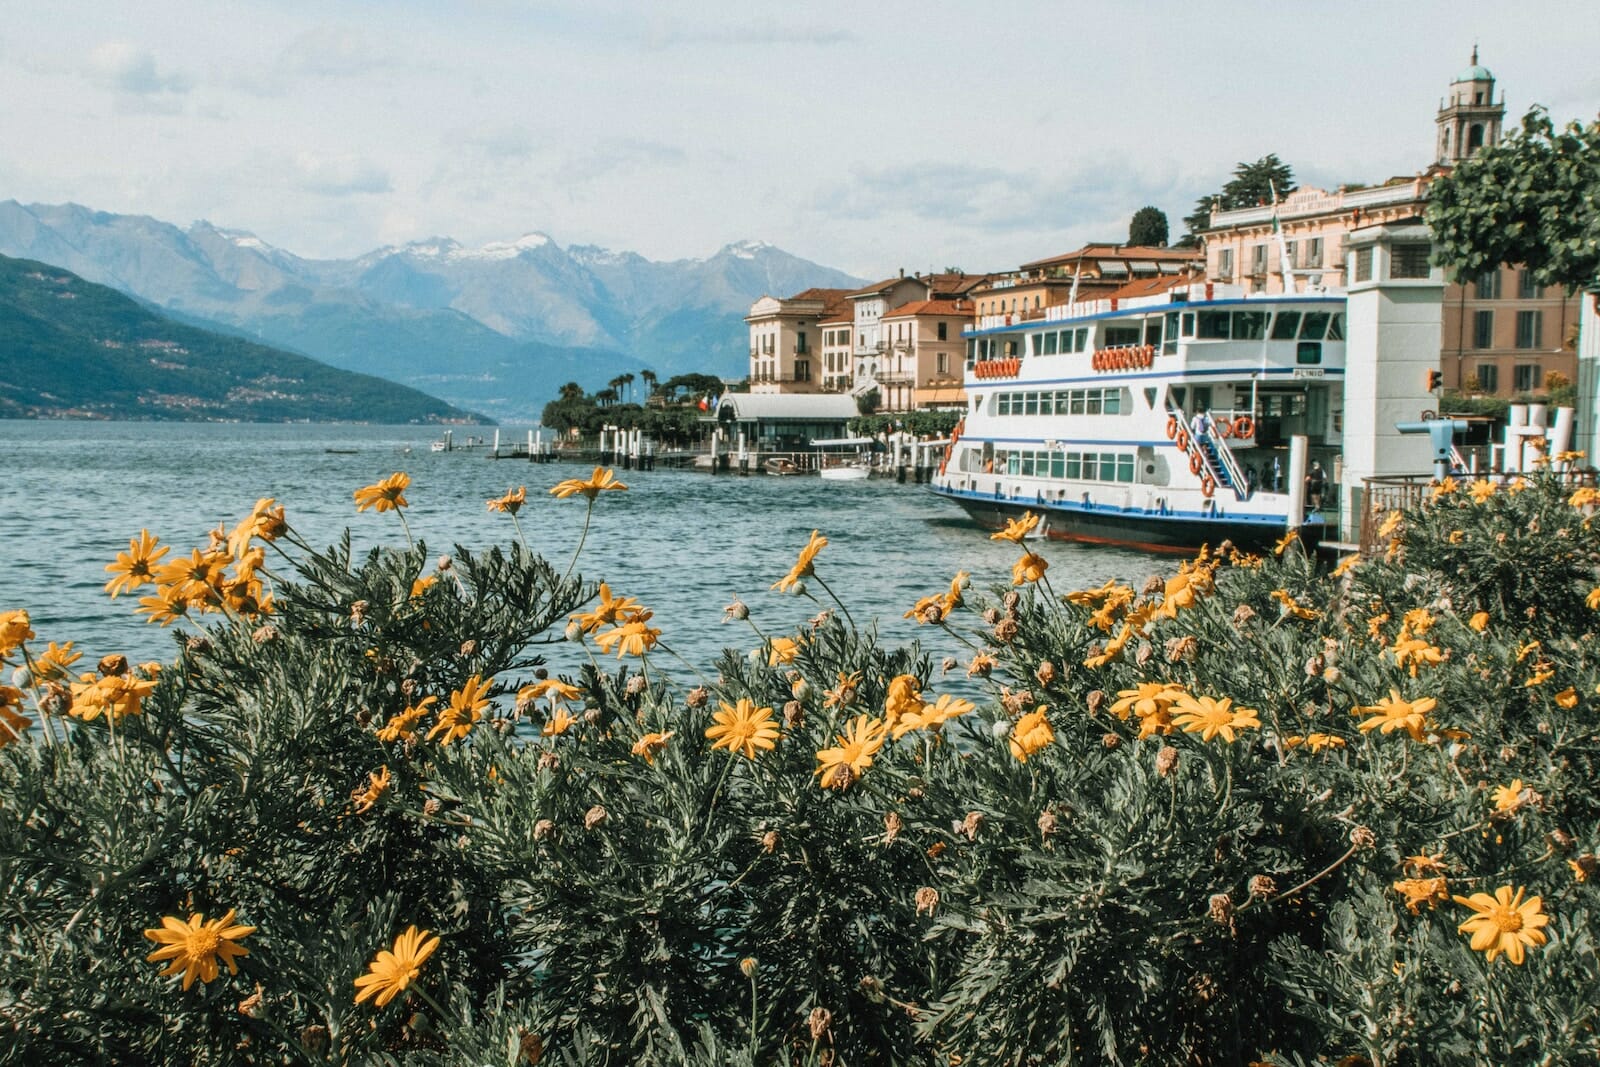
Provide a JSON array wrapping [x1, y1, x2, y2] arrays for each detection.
[[811, 573, 857, 633], [562, 501, 594, 582], [509, 511, 530, 553], [395, 509, 415, 550]]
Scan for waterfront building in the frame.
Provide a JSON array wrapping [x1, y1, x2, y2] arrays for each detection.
[[971, 245, 1202, 324], [847, 273, 935, 387], [1201, 52, 1581, 398], [818, 307, 855, 393], [875, 299, 974, 412], [746, 288, 853, 395], [712, 392, 860, 453]]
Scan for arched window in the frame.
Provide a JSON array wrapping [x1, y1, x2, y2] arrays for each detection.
[[1467, 124, 1485, 154]]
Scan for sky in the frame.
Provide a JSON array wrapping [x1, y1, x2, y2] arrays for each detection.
[[2, 1, 1597, 276]]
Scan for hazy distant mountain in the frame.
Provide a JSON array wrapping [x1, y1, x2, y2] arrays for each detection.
[[0, 201, 864, 420], [0, 253, 478, 423]]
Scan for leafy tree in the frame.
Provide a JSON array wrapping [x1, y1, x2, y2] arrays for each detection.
[[1184, 154, 1298, 236], [856, 388, 880, 416], [1427, 107, 1600, 291], [661, 373, 725, 400], [641, 370, 659, 397], [1128, 206, 1170, 247]]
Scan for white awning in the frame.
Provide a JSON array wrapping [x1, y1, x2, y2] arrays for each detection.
[[1096, 260, 1129, 274]]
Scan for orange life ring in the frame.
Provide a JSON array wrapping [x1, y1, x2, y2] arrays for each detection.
[[1189, 453, 1203, 475], [1143, 345, 1154, 366], [1201, 475, 1215, 498], [1217, 421, 1234, 439], [1175, 430, 1190, 452], [1165, 415, 1178, 439], [1233, 416, 1255, 438]]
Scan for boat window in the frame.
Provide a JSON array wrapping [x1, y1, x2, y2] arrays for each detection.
[[1075, 328, 1089, 351], [1004, 451, 1018, 475], [966, 339, 976, 360], [1103, 390, 1122, 415], [1056, 390, 1072, 411], [1020, 454, 1035, 477], [1042, 331, 1058, 355], [1163, 312, 1179, 354], [1196, 311, 1231, 339], [1105, 325, 1142, 346], [1297, 342, 1323, 365], [1099, 455, 1118, 481], [1051, 453, 1065, 478], [1024, 392, 1039, 416], [1232, 311, 1268, 340], [1070, 392, 1086, 415], [1192, 386, 1212, 412], [1299, 312, 1331, 339], [1085, 392, 1103, 415], [1326, 313, 1344, 341], [1080, 453, 1098, 480], [1003, 339, 1019, 357], [1270, 311, 1301, 340], [1144, 387, 1157, 408], [1065, 454, 1081, 479], [1181, 313, 1195, 337], [1144, 319, 1163, 348], [1030, 332, 1044, 356], [996, 394, 1010, 416], [1117, 455, 1135, 483], [1171, 386, 1187, 408]]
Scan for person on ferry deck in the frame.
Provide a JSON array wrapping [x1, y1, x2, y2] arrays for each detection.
[[1306, 461, 1326, 510], [1271, 455, 1283, 493]]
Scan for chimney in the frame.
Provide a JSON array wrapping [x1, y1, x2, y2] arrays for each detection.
[[899, 267, 905, 278]]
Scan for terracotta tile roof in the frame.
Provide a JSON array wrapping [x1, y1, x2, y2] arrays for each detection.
[[881, 298, 974, 319], [845, 276, 918, 298], [1019, 245, 1202, 271], [1104, 271, 1203, 301]]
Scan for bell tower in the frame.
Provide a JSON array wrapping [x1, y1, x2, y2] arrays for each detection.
[[1435, 47, 1504, 164]]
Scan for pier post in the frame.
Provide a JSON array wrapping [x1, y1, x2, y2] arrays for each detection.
[[1285, 434, 1308, 527], [492, 428, 500, 457]]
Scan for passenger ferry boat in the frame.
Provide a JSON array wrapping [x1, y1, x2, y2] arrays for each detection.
[[932, 279, 1346, 552]]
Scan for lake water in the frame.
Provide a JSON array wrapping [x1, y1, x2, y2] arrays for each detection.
[[0, 421, 1167, 674]]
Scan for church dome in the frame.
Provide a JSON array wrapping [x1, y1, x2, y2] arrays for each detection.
[[1455, 63, 1493, 83]]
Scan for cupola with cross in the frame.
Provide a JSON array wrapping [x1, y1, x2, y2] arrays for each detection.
[[1435, 46, 1505, 164]]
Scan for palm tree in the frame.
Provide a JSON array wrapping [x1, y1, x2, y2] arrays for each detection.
[[620, 373, 636, 404], [607, 376, 626, 406], [641, 370, 658, 397], [558, 381, 584, 402], [595, 387, 618, 407]]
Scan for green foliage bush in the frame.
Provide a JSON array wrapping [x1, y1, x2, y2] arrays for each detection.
[[5, 469, 1600, 1065]]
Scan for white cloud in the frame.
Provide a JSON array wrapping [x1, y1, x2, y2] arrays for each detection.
[[293, 152, 392, 196], [277, 24, 390, 78], [88, 41, 188, 96]]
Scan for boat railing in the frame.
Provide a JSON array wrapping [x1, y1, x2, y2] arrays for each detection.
[[1194, 422, 1251, 503]]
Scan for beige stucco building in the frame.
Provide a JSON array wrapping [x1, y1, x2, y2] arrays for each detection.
[[971, 245, 1202, 327], [875, 299, 973, 413], [745, 288, 852, 394]]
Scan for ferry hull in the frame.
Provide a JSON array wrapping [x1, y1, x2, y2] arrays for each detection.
[[936, 487, 1321, 554]]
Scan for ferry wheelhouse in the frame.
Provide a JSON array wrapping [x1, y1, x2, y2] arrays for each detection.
[[932, 279, 1346, 552]]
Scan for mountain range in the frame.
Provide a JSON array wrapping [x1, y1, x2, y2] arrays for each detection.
[[0, 253, 476, 423], [0, 201, 864, 421]]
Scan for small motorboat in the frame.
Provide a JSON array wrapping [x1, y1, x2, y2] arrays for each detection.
[[819, 459, 870, 481], [763, 457, 803, 476]]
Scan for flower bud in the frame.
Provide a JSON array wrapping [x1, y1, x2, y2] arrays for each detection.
[[1102, 732, 1121, 749], [1156, 745, 1180, 777], [1248, 875, 1276, 900], [788, 580, 807, 598], [686, 686, 709, 709], [1035, 660, 1056, 687], [98, 654, 128, 677], [807, 1007, 832, 1041], [537, 751, 559, 772], [993, 618, 1019, 644], [884, 811, 904, 845], [436, 555, 453, 571], [961, 811, 985, 840], [859, 974, 885, 1000], [185, 636, 211, 655], [1086, 690, 1105, 716], [1349, 825, 1376, 850], [459, 640, 477, 657], [915, 887, 939, 916], [1037, 809, 1058, 838], [724, 598, 749, 622], [783, 700, 804, 729], [584, 805, 608, 830], [1208, 892, 1234, 927], [940, 656, 957, 675], [564, 621, 583, 642], [423, 797, 442, 817], [1232, 604, 1257, 628], [739, 957, 758, 978], [519, 1032, 544, 1065], [626, 675, 647, 697], [534, 819, 555, 840], [9, 667, 30, 688], [760, 829, 779, 853]]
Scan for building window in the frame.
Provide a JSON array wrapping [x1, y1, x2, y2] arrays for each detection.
[[1216, 248, 1234, 281], [1518, 270, 1543, 300], [937, 352, 948, 376], [1250, 244, 1268, 275], [1475, 364, 1498, 393], [794, 360, 810, 382], [1475, 270, 1501, 299], [1514, 364, 1538, 392], [1473, 310, 1494, 349], [1353, 247, 1373, 282], [1515, 310, 1543, 349], [1306, 237, 1323, 268], [1390, 244, 1432, 279], [795, 331, 807, 354], [937, 321, 948, 341]]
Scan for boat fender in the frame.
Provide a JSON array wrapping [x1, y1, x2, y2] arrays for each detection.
[[1165, 415, 1178, 439], [1233, 416, 1255, 438], [1175, 430, 1189, 452], [1189, 453, 1203, 475], [1201, 475, 1216, 498]]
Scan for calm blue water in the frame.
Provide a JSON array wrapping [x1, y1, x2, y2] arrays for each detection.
[[0, 421, 1166, 674]]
